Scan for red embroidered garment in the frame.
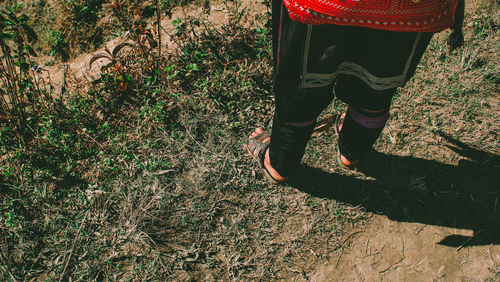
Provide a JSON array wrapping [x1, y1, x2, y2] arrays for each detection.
[[283, 0, 458, 32]]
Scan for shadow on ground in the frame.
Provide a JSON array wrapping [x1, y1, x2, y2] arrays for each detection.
[[288, 132, 500, 247]]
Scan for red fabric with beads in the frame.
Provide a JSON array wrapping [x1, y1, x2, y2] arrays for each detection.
[[283, 0, 457, 32]]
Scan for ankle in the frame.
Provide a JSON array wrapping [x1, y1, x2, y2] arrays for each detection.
[[338, 112, 346, 131], [264, 149, 288, 181], [340, 154, 358, 167]]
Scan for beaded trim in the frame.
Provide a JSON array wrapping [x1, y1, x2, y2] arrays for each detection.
[[283, 0, 457, 32]]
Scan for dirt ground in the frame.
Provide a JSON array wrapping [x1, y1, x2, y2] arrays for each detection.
[[310, 216, 500, 281]]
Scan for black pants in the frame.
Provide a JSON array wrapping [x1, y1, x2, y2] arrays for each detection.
[[269, 0, 434, 177]]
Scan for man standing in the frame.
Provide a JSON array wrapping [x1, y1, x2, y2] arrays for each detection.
[[247, 0, 464, 183]]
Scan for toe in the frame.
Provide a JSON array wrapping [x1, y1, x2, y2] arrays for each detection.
[[250, 128, 263, 138]]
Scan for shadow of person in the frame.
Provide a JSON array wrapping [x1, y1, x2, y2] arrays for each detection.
[[287, 131, 500, 247]]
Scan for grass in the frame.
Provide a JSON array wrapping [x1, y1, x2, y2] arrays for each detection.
[[2, 0, 205, 60], [1, 0, 499, 280]]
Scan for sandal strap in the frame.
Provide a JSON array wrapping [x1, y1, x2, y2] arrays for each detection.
[[257, 140, 270, 166], [247, 131, 271, 166], [253, 131, 269, 143], [334, 114, 344, 136]]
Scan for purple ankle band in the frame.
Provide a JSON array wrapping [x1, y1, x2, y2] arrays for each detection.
[[285, 120, 316, 128], [348, 108, 390, 129]]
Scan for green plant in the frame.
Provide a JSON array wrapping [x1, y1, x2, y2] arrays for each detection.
[[0, 5, 47, 142], [89, 43, 134, 94], [48, 30, 69, 60]]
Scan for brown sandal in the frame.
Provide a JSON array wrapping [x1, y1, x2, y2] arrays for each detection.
[[246, 130, 281, 184]]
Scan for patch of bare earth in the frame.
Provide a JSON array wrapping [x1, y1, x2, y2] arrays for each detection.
[[311, 217, 500, 280]]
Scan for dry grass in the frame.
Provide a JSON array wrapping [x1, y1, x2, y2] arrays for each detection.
[[1, 0, 499, 280]]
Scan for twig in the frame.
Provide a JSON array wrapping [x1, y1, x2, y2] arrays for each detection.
[[159, 25, 182, 49], [153, 169, 174, 175], [334, 248, 345, 268], [333, 230, 362, 250], [286, 266, 306, 277], [60, 64, 69, 100], [81, 131, 105, 150], [155, 0, 161, 61], [59, 211, 89, 282], [379, 257, 405, 274], [332, 230, 362, 267], [215, 156, 229, 183], [487, 245, 498, 265], [456, 230, 481, 252]]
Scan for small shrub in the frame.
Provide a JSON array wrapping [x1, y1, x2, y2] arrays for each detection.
[[0, 5, 48, 141]]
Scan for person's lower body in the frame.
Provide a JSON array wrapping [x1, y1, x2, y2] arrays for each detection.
[[249, 0, 434, 181]]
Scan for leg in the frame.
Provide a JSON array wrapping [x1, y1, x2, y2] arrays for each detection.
[[332, 29, 434, 165], [269, 86, 334, 178], [266, 0, 335, 178], [337, 106, 391, 165]]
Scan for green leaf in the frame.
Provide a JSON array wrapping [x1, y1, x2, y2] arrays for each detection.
[[13, 3, 22, 11]]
